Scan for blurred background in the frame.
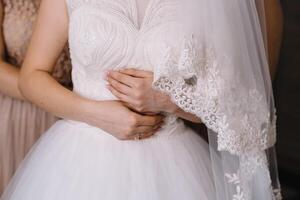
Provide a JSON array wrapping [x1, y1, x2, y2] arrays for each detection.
[[274, 0, 300, 199]]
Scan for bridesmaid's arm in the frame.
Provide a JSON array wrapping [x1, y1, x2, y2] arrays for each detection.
[[264, 0, 283, 80], [19, 0, 87, 121], [19, 0, 164, 140], [0, 1, 24, 100]]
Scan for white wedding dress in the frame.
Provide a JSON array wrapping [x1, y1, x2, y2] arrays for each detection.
[[1, 0, 216, 199]]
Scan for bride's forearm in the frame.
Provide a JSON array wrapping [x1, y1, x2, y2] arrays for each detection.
[[19, 70, 95, 123], [174, 109, 202, 123], [165, 102, 202, 123]]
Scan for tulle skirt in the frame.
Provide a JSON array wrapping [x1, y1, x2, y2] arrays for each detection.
[[0, 94, 57, 194], [1, 119, 216, 200]]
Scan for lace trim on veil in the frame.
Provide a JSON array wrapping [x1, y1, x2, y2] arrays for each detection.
[[152, 36, 281, 200]]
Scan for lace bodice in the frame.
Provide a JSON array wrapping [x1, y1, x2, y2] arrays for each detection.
[[2, 0, 72, 87], [67, 0, 182, 100]]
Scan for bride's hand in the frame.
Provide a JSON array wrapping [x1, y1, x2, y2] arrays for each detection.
[[86, 100, 165, 140], [106, 69, 177, 114]]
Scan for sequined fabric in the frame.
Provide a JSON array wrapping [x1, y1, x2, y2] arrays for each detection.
[[2, 0, 72, 88]]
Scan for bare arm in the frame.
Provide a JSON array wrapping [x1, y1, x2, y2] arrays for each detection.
[[264, 0, 283, 80], [19, 0, 163, 140], [168, 105, 201, 123], [19, 0, 85, 120], [0, 1, 23, 99]]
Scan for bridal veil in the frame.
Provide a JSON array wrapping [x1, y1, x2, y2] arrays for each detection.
[[152, 0, 282, 199]]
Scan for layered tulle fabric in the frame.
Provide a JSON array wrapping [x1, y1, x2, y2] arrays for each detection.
[[0, 94, 56, 194], [1, 120, 216, 200]]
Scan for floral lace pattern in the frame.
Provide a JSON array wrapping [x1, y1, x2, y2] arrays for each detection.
[[225, 169, 282, 200], [225, 172, 245, 200], [273, 188, 283, 200], [153, 36, 276, 155], [152, 36, 280, 200]]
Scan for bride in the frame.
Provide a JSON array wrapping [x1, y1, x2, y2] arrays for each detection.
[[1, 0, 282, 199]]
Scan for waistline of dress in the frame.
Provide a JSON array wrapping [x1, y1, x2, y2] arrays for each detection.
[[62, 117, 186, 140]]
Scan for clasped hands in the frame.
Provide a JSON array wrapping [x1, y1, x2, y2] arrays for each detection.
[[105, 68, 178, 140], [106, 68, 177, 115]]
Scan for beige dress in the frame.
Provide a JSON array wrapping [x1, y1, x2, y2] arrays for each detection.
[[0, 0, 72, 194]]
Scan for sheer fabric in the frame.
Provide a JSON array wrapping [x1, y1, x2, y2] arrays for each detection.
[[152, 0, 282, 199]]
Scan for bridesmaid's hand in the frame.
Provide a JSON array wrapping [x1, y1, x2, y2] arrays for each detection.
[[106, 69, 178, 114], [86, 100, 164, 140]]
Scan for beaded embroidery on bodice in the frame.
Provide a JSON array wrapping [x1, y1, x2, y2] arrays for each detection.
[[2, 0, 72, 87], [67, 0, 182, 100]]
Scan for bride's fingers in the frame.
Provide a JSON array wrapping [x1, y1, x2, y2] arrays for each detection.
[[127, 130, 151, 141], [119, 68, 153, 78], [121, 102, 157, 115], [130, 123, 163, 140], [121, 102, 138, 112], [139, 129, 159, 140], [140, 123, 163, 139], [108, 70, 138, 88], [107, 85, 136, 105], [132, 121, 164, 135], [136, 114, 165, 126], [107, 76, 133, 95]]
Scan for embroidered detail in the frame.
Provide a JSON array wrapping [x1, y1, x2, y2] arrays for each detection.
[[225, 172, 245, 200], [152, 35, 276, 155], [152, 35, 280, 200], [273, 188, 283, 200], [225, 170, 283, 200]]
